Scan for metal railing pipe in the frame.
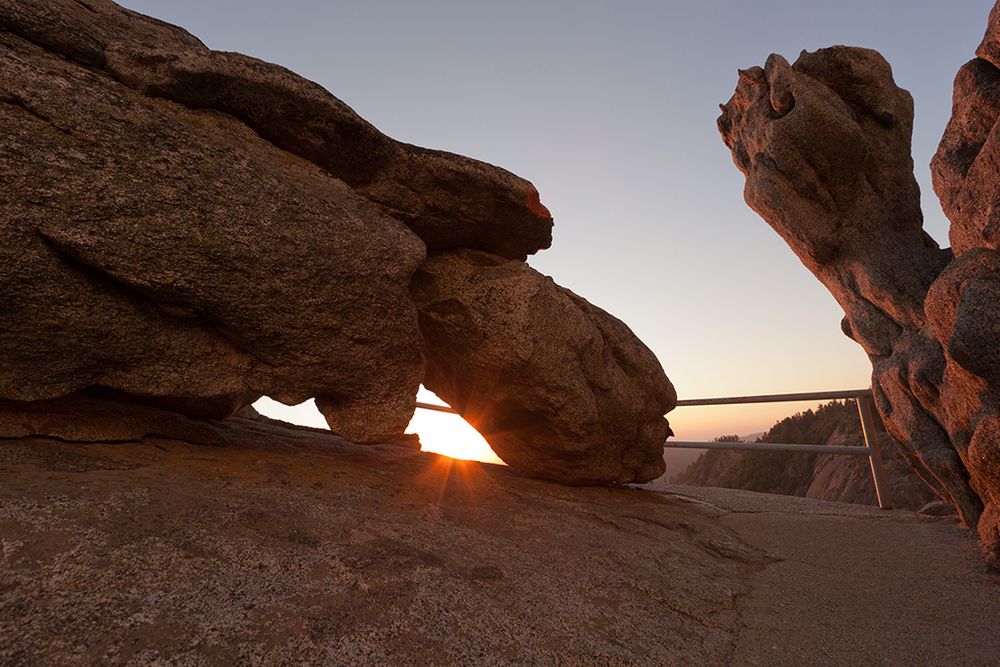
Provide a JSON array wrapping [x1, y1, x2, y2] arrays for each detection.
[[676, 389, 871, 407], [667, 441, 870, 456]]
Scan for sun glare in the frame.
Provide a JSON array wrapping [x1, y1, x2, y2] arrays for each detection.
[[407, 389, 504, 465], [252, 389, 504, 465]]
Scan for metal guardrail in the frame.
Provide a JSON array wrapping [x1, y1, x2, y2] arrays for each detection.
[[415, 387, 893, 510], [669, 388, 892, 509]]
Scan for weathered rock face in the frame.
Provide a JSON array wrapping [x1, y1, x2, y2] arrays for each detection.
[[411, 250, 676, 484], [0, 0, 553, 443], [1, 0, 676, 485], [718, 47, 947, 354], [933, 4, 1000, 256], [719, 8, 1000, 564], [0, 0, 553, 261], [925, 4, 1000, 564], [0, 25, 424, 443], [717, 46, 977, 522], [0, 395, 224, 447]]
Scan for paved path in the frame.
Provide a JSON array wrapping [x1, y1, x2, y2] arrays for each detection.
[[660, 485, 1000, 666]]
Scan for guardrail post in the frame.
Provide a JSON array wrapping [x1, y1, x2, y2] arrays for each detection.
[[857, 395, 893, 510]]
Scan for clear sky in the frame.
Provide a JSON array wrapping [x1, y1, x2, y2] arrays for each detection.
[[121, 1, 994, 458]]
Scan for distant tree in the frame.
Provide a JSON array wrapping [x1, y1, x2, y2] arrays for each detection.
[[676, 400, 867, 494], [720, 400, 859, 495], [672, 399, 933, 509]]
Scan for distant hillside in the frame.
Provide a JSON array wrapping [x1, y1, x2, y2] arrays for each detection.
[[666, 401, 937, 510]]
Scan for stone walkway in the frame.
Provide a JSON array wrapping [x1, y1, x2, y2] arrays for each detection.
[[660, 485, 1000, 666]]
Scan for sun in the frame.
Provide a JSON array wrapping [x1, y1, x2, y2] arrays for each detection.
[[407, 388, 504, 465], [252, 390, 504, 465]]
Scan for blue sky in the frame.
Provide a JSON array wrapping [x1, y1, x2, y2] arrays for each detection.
[[120, 1, 995, 444]]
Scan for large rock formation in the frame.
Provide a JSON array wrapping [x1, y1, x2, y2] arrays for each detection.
[[925, 2, 1000, 564], [0, 0, 548, 440], [932, 2, 1000, 256], [412, 250, 676, 484], [0, 0, 553, 261], [1, 19, 425, 443], [718, 4, 1000, 563], [1, 0, 672, 484]]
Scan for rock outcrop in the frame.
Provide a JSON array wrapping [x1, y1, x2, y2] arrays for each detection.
[[0, 0, 546, 440], [0, 0, 553, 260], [0, 395, 224, 447], [1, 19, 426, 443], [412, 250, 676, 484], [718, 4, 1000, 564], [1, 0, 672, 483], [932, 3, 1000, 256]]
